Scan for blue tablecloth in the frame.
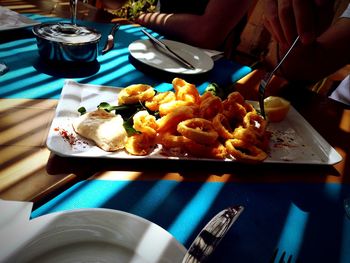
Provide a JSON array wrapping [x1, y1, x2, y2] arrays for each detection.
[[32, 179, 350, 263], [0, 14, 251, 99]]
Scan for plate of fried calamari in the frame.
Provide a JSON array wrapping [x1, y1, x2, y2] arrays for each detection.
[[46, 79, 342, 165]]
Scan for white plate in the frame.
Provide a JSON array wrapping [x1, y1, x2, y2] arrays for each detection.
[[46, 80, 342, 165], [128, 39, 214, 74], [1, 208, 186, 263], [0, 6, 40, 31]]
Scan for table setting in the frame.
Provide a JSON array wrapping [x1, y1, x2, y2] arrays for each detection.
[[0, 1, 350, 262]]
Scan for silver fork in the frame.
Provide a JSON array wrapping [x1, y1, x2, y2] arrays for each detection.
[[259, 36, 300, 118], [102, 23, 121, 55], [269, 248, 293, 263]]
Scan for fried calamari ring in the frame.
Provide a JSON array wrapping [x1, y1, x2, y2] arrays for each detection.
[[133, 110, 158, 137], [177, 118, 218, 145], [158, 100, 196, 117], [222, 99, 247, 122], [125, 133, 156, 156], [212, 113, 234, 139], [199, 93, 223, 120], [243, 102, 256, 114], [157, 106, 195, 133], [200, 91, 214, 102], [243, 112, 267, 138], [157, 130, 191, 149], [184, 140, 227, 159], [118, 84, 155, 105], [172, 78, 201, 104], [145, 91, 176, 112], [232, 126, 258, 145], [226, 91, 245, 104], [225, 139, 267, 163]]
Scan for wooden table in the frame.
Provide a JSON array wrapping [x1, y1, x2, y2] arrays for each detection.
[[0, 0, 348, 202], [1, 2, 350, 262]]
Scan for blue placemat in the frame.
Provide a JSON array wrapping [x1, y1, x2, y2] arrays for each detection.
[[0, 14, 251, 99], [32, 179, 350, 263]]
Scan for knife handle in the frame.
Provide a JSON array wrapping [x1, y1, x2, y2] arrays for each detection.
[[182, 205, 244, 263]]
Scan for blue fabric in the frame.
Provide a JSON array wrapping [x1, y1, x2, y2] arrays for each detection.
[[32, 180, 350, 263], [0, 14, 251, 99]]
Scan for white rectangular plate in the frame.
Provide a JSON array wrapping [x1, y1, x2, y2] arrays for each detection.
[[0, 6, 40, 31], [46, 80, 342, 165]]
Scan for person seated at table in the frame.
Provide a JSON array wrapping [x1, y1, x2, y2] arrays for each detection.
[[263, 0, 350, 96], [100, 0, 253, 52]]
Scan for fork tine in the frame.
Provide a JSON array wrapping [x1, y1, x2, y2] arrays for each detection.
[[269, 248, 294, 263], [278, 251, 286, 263], [258, 36, 299, 119]]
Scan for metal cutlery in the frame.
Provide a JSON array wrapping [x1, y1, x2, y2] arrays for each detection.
[[102, 23, 120, 55], [258, 36, 300, 118], [269, 248, 293, 263], [0, 62, 9, 76], [182, 205, 244, 263], [141, 28, 196, 70]]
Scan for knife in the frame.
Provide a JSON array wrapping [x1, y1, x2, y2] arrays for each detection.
[[182, 205, 244, 263], [141, 29, 196, 70]]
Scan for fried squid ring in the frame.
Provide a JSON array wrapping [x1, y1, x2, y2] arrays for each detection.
[[222, 99, 247, 122], [212, 113, 234, 139], [157, 106, 195, 133], [243, 112, 267, 138], [232, 126, 258, 145], [125, 133, 156, 156], [243, 102, 256, 114], [118, 84, 156, 105], [200, 91, 214, 102], [133, 110, 158, 137], [172, 78, 201, 104], [184, 140, 227, 159], [199, 93, 223, 120], [226, 91, 245, 104], [157, 130, 191, 149], [158, 100, 196, 117], [145, 91, 176, 112], [177, 118, 218, 145], [225, 138, 267, 163]]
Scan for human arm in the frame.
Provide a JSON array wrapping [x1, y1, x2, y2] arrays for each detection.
[[263, 0, 350, 82], [279, 17, 350, 82], [263, 0, 334, 47], [135, 0, 253, 50]]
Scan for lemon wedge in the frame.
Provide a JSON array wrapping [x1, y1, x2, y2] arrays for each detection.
[[264, 96, 290, 122]]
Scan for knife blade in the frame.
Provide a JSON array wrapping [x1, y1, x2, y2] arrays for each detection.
[[182, 205, 244, 263], [141, 29, 196, 70]]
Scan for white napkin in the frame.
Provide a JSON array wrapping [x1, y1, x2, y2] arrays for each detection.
[[0, 199, 33, 261], [329, 75, 350, 106], [0, 6, 39, 31]]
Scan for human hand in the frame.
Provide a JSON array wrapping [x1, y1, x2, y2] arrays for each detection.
[[263, 0, 333, 47]]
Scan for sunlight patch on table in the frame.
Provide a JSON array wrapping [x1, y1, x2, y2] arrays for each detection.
[[130, 180, 179, 218], [0, 149, 48, 192], [323, 183, 341, 201], [277, 203, 308, 259], [31, 180, 132, 218], [167, 182, 224, 243]]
